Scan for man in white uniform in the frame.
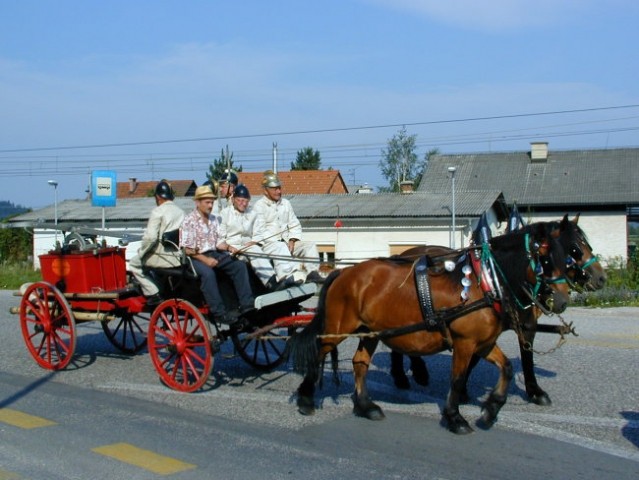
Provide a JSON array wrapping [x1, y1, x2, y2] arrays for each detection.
[[212, 169, 238, 218], [219, 184, 296, 291], [128, 180, 185, 306], [252, 171, 324, 284]]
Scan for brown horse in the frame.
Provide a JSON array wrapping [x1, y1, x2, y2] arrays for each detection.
[[391, 215, 606, 404], [291, 225, 570, 434]]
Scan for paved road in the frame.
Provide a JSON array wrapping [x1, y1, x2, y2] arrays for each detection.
[[1, 289, 638, 479]]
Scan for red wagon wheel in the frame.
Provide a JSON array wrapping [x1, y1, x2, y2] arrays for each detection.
[[148, 299, 212, 392], [231, 314, 313, 371], [101, 311, 150, 354], [19, 281, 76, 370]]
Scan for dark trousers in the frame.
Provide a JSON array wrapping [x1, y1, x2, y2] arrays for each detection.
[[191, 251, 254, 316]]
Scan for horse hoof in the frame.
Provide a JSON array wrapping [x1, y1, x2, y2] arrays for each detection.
[[529, 392, 552, 406], [448, 422, 474, 435], [297, 397, 315, 416], [298, 405, 315, 416], [477, 412, 497, 430], [392, 374, 411, 390], [354, 404, 386, 421]]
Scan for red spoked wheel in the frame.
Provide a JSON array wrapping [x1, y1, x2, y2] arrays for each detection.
[[101, 311, 150, 354], [19, 281, 76, 370], [231, 314, 313, 371], [148, 299, 213, 392]]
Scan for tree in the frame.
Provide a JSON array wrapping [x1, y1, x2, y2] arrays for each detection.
[[379, 126, 420, 192], [205, 145, 243, 183], [291, 147, 321, 170]]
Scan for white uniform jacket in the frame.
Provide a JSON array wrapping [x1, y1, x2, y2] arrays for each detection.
[[252, 196, 303, 244], [138, 200, 185, 268]]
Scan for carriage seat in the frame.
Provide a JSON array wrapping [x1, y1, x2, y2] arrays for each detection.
[[144, 229, 198, 281]]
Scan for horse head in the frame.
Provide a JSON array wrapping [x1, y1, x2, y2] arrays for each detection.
[[491, 224, 570, 314], [529, 223, 571, 313], [558, 214, 606, 290]]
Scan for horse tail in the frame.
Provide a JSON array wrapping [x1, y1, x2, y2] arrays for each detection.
[[290, 268, 342, 378]]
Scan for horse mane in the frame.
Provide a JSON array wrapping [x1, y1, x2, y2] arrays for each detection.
[[489, 229, 536, 294]]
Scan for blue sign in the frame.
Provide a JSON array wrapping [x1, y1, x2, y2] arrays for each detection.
[[91, 170, 117, 207]]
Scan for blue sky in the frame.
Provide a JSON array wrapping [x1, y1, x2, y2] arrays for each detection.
[[1, 0, 638, 208]]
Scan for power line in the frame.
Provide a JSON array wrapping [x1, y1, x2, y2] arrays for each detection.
[[1, 104, 638, 154]]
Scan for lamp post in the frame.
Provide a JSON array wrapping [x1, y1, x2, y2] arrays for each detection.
[[48, 180, 59, 247], [447, 167, 456, 249]]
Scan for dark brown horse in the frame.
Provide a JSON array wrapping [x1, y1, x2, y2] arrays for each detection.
[[291, 226, 570, 434], [391, 215, 606, 405]]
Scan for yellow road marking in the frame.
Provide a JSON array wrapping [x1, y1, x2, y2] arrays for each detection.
[[92, 443, 196, 475], [0, 469, 23, 479], [0, 408, 57, 429]]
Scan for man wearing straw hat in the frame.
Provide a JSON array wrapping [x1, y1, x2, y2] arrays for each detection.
[[253, 170, 324, 284], [180, 184, 255, 327]]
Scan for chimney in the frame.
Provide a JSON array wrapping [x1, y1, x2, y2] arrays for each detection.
[[400, 180, 415, 194], [530, 142, 549, 162], [128, 178, 138, 194]]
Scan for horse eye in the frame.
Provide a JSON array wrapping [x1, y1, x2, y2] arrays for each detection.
[[570, 244, 583, 260], [540, 257, 554, 276]]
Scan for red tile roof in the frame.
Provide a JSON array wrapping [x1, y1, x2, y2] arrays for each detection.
[[116, 179, 197, 198], [237, 170, 348, 196]]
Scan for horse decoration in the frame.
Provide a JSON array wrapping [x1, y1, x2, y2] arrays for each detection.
[[290, 225, 571, 434], [391, 214, 606, 405]]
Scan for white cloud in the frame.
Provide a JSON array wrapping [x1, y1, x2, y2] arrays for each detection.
[[364, 0, 604, 31]]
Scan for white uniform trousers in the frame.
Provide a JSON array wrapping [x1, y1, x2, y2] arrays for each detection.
[[261, 241, 300, 282], [128, 254, 159, 296]]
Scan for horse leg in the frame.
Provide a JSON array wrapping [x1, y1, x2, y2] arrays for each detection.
[[477, 344, 513, 429], [297, 372, 318, 416], [352, 337, 385, 420], [443, 344, 475, 435], [520, 330, 551, 406], [459, 354, 480, 403], [409, 355, 429, 386], [297, 343, 336, 416], [390, 351, 410, 389]]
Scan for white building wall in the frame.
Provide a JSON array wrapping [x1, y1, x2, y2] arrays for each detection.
[[29, 211, 626, 270], [494, 211, 626, 265]]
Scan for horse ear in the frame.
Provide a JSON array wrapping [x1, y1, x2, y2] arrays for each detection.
[[560, 214, 570, 231], [573, 213, 581, 224]]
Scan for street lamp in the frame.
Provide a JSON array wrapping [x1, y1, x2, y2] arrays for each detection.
[[447, 167, 457, 249], [48, 180, 59, 247]]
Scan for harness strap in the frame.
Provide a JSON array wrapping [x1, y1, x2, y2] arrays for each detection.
[[376, 298, 493, 341]]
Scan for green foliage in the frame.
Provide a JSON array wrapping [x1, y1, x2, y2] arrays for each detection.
[[0, 261, 40, 289], [571, 254, 639, 307], [291, 147, 322, 170], [0, 226, 33, 262], [0, 224, 38, 289], [379, 126, 425, 192], [206, 146, 243, 183]]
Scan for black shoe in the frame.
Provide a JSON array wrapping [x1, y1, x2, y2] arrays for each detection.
[[239, 304, 256, 316], [211, 311, 237, 325], [145, 293, 163, 307], [273, 276, 296, 291], [305, 271, 325, 284]]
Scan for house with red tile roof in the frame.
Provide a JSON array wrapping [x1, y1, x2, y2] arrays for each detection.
[[116, 178, 197, 199], [237, 170, 349, 196]]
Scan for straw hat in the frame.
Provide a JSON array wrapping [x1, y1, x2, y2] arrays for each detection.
[[193, 185, 216, 200]]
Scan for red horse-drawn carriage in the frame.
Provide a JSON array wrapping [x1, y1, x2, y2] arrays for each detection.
[[14, 241, 316, 392]]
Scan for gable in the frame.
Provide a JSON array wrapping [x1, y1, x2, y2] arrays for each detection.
[[237, 170, 349, 197]]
